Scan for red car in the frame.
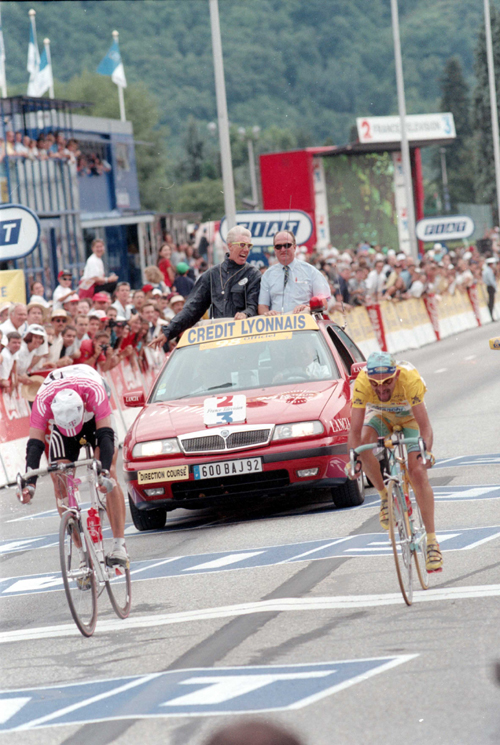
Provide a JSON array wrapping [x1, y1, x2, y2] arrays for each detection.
[[123, 309, 366, 531]]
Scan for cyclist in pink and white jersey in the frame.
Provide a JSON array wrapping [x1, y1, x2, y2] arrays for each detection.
[[17, 364, 128, 567]]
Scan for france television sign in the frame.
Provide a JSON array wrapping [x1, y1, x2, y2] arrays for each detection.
[[0, 204, 41, 261], [356, 113, 456, 144], [219, 210, 313, 248], [416, 215, 474, 243]]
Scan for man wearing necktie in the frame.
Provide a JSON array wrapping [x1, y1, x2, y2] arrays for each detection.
[[258, 231, 331, 315]]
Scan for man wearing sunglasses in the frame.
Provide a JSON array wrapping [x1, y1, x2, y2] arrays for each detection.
[[347, 351, 442, 572], [258, 230, 330, 315], [150, 226, 261, 351]]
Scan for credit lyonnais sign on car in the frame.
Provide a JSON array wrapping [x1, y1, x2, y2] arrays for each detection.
[[0, 204, 41, 261], [178, 313, 318, 348], [219, 210, 313, 248], [415, 215, 474, 243], [356, 113, 456, 144]]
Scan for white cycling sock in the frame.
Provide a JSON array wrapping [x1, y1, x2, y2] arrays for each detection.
[[113, 538, 126, 551]]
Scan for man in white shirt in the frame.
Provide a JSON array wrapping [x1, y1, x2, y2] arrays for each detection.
[[258, 231, 330, 315], [81, 239, 118, 296], [0, 303, 28, 346], [111, 282, 133, 320], [0, 332, 22, 387], [365, 258, 388, 301]]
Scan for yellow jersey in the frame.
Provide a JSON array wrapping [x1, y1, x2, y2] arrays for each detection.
[[352, 362, 426, 419]]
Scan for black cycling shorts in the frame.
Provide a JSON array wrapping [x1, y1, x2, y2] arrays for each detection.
[[48, 418, 118, 463]]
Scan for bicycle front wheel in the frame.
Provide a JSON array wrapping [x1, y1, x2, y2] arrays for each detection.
[[411, 494, 429, 590], [99, 504, 132, 619], [59, 511, 98, 637], [387, 480, 413, 605]]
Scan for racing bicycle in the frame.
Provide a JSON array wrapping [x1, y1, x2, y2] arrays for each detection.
[[350, 428, 429, 605], [17, 447, 131, 637]]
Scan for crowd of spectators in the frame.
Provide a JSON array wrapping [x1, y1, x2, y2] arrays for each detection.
[[0, 227, 498, 397], [0, 130, 82, 165]]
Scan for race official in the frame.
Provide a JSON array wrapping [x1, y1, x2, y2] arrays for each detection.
[[151, 226, 261, 351], [258, 231, 330, 315]]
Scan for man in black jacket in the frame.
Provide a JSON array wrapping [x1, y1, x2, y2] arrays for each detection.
[[151, 227, 260, 351]]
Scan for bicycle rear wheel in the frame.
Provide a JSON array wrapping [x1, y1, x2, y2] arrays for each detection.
[[387, 480, 413, 605], [99, 503, 131, 619], [410, 493, 429, 590], [59, 511, 97, 637]]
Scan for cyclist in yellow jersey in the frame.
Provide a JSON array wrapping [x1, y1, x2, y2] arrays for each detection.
[[347, 351, 443, 572]]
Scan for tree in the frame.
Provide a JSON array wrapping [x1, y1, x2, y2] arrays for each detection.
[[434, 57, 475, 208], [172, 179, 225, 222], [472, 3, 500, 218], [59, 72, 171, 212]]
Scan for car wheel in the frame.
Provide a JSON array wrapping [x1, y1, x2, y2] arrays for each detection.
[[128, 495, 167, 531], [331, 479, 365, 508]]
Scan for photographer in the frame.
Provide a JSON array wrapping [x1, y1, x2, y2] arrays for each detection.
[[74, 330, 117, 372], [107, 316, 128, 349]]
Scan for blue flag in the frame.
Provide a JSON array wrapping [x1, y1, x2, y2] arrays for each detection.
[[97, 38, 127, 88]]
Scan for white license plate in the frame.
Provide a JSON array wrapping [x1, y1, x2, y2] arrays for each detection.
[[193, 457, 263, 480]]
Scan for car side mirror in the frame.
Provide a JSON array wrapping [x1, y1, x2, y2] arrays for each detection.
[[348, 361, 367, 382], [123, 389, 145, 407], [489, 337, 500, 350]]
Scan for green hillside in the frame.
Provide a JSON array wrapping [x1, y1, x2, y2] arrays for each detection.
[[2, 0, 486, 144]]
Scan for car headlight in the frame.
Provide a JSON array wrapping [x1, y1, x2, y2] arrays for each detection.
[[132, 439, 181, 457], [273, 421, 324, 440]]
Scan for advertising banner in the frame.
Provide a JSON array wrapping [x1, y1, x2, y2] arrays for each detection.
[[0, 269, 26, 304], [365, 304, 388, 351]]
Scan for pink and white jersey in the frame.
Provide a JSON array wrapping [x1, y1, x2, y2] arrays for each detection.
[[31, 364, 111, 432]]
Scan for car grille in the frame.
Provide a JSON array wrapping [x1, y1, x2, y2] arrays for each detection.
[[180, 428, 272, 454], [171, 469, 289, 500]]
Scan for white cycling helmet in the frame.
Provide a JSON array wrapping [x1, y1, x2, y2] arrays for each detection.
[[51, 389, 85, 437]]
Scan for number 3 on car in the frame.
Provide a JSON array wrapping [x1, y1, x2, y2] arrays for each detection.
[[123, 310, 368, 532]]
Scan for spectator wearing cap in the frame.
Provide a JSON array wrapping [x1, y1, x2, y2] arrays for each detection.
[[483, 257, 498, 321], [50, 308, 68, 338], [0, 302, 11, 324], [87, 308, 108, 332], [62, 294, 80, 320], [173, 262, 195, 298], [80, 238, 118, 296], [92, 292, 112, 312], [52, 270, 75, 310], [141, 283, 155, 299], [0, 303, 28, 346], [17, 325, 48, 379], [111, 281, 133, 320], [109, 316, 127, 349], [169, 294, 185, 316], [0, 332, 22, 388]]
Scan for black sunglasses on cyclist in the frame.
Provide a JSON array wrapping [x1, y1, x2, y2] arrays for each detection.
[[274, 242, 294, 250]]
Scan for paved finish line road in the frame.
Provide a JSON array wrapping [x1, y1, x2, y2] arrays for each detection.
[[0, 323, 499, 745]]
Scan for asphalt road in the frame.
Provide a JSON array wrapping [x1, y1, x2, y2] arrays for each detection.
[[1, 321, 499, 745]]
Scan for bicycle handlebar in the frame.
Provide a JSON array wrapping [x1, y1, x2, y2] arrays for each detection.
[[17, 458, 102, 486], [349, 435, 428, 467]]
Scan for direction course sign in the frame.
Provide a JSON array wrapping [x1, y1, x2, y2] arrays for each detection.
[[0, 204, 41, 262], [415, 215, 474, 243], [219, 210, 313, 248]]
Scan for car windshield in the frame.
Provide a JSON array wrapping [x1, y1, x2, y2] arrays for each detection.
[[151, 330, 340, 402]]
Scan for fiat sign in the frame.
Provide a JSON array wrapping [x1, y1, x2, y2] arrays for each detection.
[[416, 215, 475, 242], [0, 204, 41, 261], [220, 210, 313, 248]]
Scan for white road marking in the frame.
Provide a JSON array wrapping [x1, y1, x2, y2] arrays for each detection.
[[464, 354, 476, 361], [2, 585, 500, 644], [16, 674, 161, 731], [434, 368, 448, 374], [0, 698, 31, 724], [183, 551, 264, 571]]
